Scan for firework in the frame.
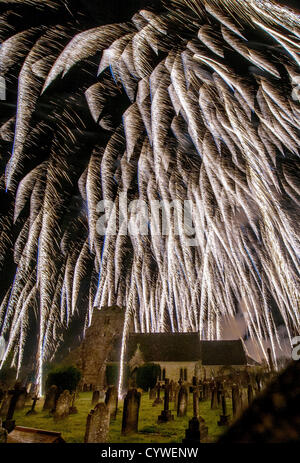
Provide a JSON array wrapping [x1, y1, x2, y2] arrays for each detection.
[[0, 0, 299, 389]]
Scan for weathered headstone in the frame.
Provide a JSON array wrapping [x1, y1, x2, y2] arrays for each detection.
[[121, 389, 141, 435], [183, 415, 208, 443], [43, 385, 58, 411], [54, 390, 71, 421], [84, 403, 110, 443], [211, 387, 218, 409], [218, 394, 230, 426], [232, 386, 242, 418], [169, 380, 175, 401], [203, 382, 209, 400], [149, 387, 156, 401], [92, 390, 100, 406], [3, 383, 27, 432], [177, 385, 188, 417], [152, 383, 163, 406], [173, 385, 179, 411], [7, 426, 65, 443], [15, 390, 27, 410], [105, 386, 118, 421], [158, 380, 174, 423], [192, 389, 199, 418], [69, 392, 78, 415], [183, 392, 208, 444]]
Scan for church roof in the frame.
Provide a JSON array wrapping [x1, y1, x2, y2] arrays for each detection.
[[108, 333, 251, 365]]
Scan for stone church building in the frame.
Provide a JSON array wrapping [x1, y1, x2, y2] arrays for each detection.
[[66, 306, 259, 390], [108, 332, 259, 384]]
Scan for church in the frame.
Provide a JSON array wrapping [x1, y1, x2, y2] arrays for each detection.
[[66, 307, 260, 390], [107, 332, 260, 384]]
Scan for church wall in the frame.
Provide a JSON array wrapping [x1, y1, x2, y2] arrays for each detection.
[[155, 362, 253, 383]]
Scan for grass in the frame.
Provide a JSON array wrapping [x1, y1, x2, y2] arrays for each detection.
[[13, 391, 233, 443]]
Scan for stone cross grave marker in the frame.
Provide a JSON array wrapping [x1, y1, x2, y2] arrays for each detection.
[[121, 388, 141, 435], [183, 390, 208, 444], [152, 383, 163, 406], [26, 396, 39, 416], [84, 403, 110, 443], [158, 379, 174, 423]]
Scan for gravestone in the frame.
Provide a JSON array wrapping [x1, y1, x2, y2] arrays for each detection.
[[84, 403, 110, 443], [15, 390, 27, 410], [203, 383, 209, 400], [26, 396, 39, 416], [43, 385, 58, 411], [183, 391, 208, 443], [92, 390, 100, 406], [177, 385, 188, 417], [3, 383, 27, 432], [174, 385, 179, 411], [232, 386, 242, 418], [192, 389, 199, 418], [54, 390, 71, 421], [169, 380, 175, 401], [152, 383, 163, 406], [182, 415, 208, 443], [7, 426, 65, 443], [105, 386, 118, 421], [0, 419, 7, 443], [218, 394, 230, 426], [149, 387, 156, 400], [158, 380, 174, 423], [211, 387, 218, 409], [121, 389, 141, 435], [69, 392, 78, 415]]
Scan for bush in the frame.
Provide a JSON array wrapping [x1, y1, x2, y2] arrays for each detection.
[[136, 363, 161, 391], [45, 365, 81, 394]]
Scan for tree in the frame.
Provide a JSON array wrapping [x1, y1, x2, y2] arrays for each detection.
[[45, 365, 81, 394], [136, 363, 161, 391]]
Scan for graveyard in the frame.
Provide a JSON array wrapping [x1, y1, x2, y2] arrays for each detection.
[[9, 386, 235, 443], [0, 366, 282, 444]]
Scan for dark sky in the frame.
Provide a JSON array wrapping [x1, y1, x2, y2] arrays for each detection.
[[75, 0, 300, 23]]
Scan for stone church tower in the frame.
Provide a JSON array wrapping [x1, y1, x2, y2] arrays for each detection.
[[67, 305, 125, 389]]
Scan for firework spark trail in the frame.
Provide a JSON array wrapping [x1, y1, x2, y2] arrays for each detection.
[[0, 0, 299, 387]]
